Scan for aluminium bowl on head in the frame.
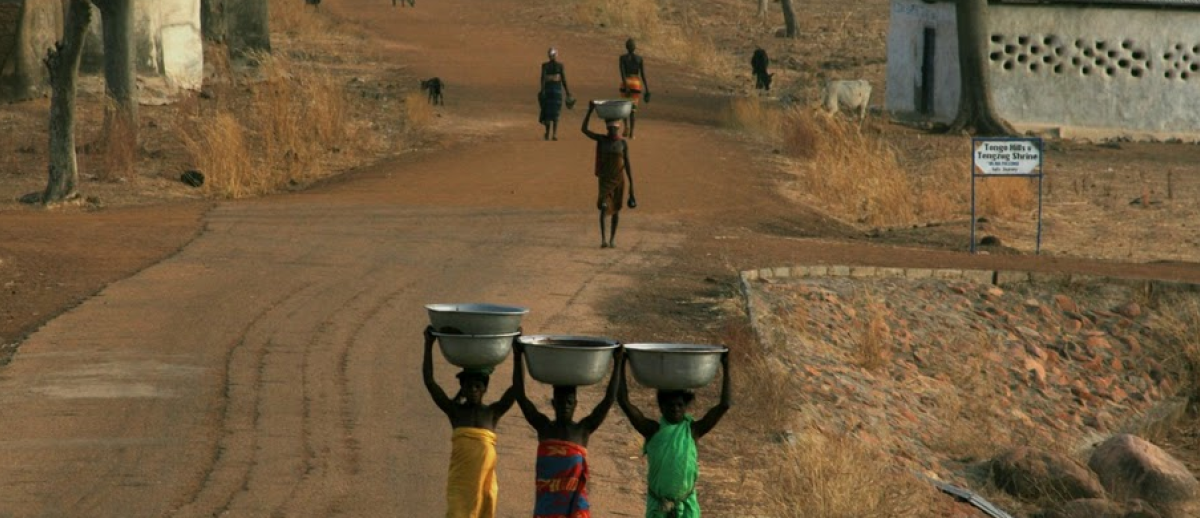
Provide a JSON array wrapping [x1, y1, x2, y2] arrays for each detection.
[[594, 99, 632, 121], [623, 343, 727, 390], [518, 335, 621, 386], [425, 303, 529, 335], [432, 330, 520, 370]]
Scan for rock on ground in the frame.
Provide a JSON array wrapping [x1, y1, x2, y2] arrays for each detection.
[[1088, 434, 1200, 518], [991, 447, 1106, 501]]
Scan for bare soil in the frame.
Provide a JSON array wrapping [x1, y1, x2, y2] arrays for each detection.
[[2, 0, 1200, 516]]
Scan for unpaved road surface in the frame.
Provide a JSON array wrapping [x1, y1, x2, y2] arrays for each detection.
[[2, 0, 1200, 517]]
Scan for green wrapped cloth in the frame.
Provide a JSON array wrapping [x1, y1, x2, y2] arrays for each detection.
[[643, 416, 699, 518]]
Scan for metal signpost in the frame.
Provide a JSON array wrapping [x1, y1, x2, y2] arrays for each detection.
[[970, 137, 1044, 254]]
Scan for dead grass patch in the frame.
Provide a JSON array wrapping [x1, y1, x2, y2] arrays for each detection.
[[855, 293, 891, 371], [573, 0, 734, 80], [723, 103, 1040, 228], [403, 91, 436, 141], [181, 112, 256, 198], [923, 330, 1016, 462], [773, 430, 942, 518], [718, 310, 940, 517]]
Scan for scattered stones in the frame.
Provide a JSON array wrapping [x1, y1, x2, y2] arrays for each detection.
[[1055, 294, 1080, 313]]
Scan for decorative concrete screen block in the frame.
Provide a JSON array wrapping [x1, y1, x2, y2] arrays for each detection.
[[887, 0, 1200, 141], [808, 265, 829, 276], [829, 265, 851, 277], [773, 267, 791, 278]]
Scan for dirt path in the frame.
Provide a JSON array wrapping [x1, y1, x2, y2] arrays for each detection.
[[2, 0, 1200, 517]]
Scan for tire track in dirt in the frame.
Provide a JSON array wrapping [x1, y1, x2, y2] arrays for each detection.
[[168, 281, 317, 517], [272, 277, 417, 517]]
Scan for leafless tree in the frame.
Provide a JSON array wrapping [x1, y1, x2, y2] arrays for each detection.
[[780, 0, 798, 38], [944, 0, 1015, 135], [32, 0, 92, 205], [92, 0, 137, 177]]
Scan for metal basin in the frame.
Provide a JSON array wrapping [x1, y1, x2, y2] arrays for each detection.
[[425, 303, 529, 335], [433, 331, 519, 369], [624, 343, 727, 390], [519, 335, 621, 386], [594, 99, 632, 121]]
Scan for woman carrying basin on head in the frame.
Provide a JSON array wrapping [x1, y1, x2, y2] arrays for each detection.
[[423, 326, 518, 518], [617, 350, 730, 518], [512, 341, 622, 517]]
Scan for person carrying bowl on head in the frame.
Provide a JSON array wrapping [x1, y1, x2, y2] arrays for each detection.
[[581, 101, 632, 249], [539, 47, 575, 141], [423, 326, 518, 518], [512, 342, 623, 518], [617, 351, 731, 518], [618, 38, 649, 139]]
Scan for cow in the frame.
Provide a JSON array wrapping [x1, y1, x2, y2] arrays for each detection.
[[420, 77, 444, 105], [821, 79, 872, 122]]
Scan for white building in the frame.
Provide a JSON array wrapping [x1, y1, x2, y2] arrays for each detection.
[[82, 0, 204, 99], [886, 0, 1200, 141]]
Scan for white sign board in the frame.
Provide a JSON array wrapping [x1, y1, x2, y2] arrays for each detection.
[[973, 139, 1041, 176]]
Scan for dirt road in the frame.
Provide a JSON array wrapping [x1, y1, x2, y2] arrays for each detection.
[[0, 0, 772, 516], [2, 0, 1200, 517]]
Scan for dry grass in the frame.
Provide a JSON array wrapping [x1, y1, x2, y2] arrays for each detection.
[[722, 96, 783, 141], [855, 294, 891, 371], [922, 330, 1019, 462], [788, 109, 919, 227], [270, 0, 331, 37], [717, 312, 942, 517], [573, 0, 734, 80], [774, 430, 942, 518], [724, 98, 1036, 227], [178, 46, 354, 198], [403, 91, 436, 140], [181, 112, 256, 198]]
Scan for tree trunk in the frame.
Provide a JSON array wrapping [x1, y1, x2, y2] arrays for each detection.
[[226, 0, 270, 59], [3, 0, 63, 101], [201, 0, 226, 43], [38, 0, 92, 205], [93, 0, 137, 179], [945, 0, 1015, 136], [780, 0, 798, 38]]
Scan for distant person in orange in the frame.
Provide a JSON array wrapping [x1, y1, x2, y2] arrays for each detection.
[[423, 326, 518, 518], [581, 101, 633, 249], [618, 38, 650, 139]]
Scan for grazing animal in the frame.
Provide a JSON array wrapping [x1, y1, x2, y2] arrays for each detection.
[[751, 47, 773, 91], [822, 79, 872, 122], [420, 77, 444, 105]]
